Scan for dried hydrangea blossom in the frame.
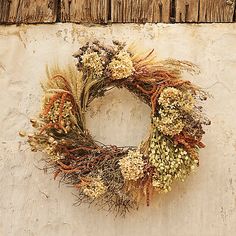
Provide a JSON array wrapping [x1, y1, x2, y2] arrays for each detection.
[[153, 109, 184, 136], [155, 87, 196, 136], [158, 87, 182, 108], [158, 87, 195, 113], [119, 150, 145, 181], [81, 52, 103, 77], [149, 129, 198, 193], [108, 50, 134, 80], [82, 176, 107, 199]]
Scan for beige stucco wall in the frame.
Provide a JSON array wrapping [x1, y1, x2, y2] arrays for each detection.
[[0, 23, 236, 236]]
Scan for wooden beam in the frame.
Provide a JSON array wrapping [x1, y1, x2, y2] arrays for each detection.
[[176, 0, 199, 22], [61, 0, 108, 23], [1, 0, 236, 24], [111, 0, 171, 23], [199, 0, 236, 22], [0, 0, 58, 23], [234, 0, 236, 21]]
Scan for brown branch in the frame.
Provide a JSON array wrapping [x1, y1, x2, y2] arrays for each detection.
[[57, 160, 73, 170], [136, 84, 157, 95]]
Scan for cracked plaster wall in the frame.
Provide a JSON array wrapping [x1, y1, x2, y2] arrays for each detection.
[[0, 23, 236, 236]]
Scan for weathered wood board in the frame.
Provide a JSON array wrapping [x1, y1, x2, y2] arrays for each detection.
[[175, 0, 199, 23], [61, 0, 108, 23], [0, 0, 58, 23], [0, 0, 236, 25], [111, 0, 236, 23], [199, 0, 236, 22], [111, 0, 171, 23]]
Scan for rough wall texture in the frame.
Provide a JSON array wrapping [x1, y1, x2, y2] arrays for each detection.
[[0, 23, 236, 236]]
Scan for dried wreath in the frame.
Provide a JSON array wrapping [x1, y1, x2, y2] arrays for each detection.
[[21, 40, 210, 216]]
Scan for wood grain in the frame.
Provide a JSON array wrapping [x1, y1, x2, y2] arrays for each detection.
[[199, 0, 236, 22], [1, 0, 236, 24], [176, 0, 199, 22], [234, 2, 236, 21], [111, 0, 171, 23], [0, 0, 57, 23], [61, 0, 108, 23]]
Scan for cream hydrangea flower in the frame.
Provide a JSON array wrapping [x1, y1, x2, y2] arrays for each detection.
[[82, 176, 107, 199], [81, 52, 103, 77], [155, 87, 196, 136], [119, 150, 144, 181], [108, 50, 134, 80], [153, 109, 184, 136], [158, 87, 182, 108], [158, 87, 195, 112]]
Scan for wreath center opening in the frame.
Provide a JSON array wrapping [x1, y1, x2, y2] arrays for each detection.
[[86, 87, 151, 147]]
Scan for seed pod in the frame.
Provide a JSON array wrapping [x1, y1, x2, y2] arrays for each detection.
[[30, 118, 38, 128], [48, 137, 55, 143], [19, 130, 26, 137]]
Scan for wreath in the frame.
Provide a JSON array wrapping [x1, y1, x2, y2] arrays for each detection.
[[21, 40, 210, 216]]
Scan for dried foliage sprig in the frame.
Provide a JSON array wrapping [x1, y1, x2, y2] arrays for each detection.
[[21, 40, 210, 216]]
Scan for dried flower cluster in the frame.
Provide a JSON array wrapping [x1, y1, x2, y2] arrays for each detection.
[[149, 129, 198, 192], [42, 99, 76, 133], [22, 40, 210, 216], [82, 177, 107, 199], [153, 87, 208, 138], [119, 150, 145, 181], [81, 52, 103, 77], [73, 40, 133, 81], [153, 110, 184, 136], [108, 50, 134, 80]]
